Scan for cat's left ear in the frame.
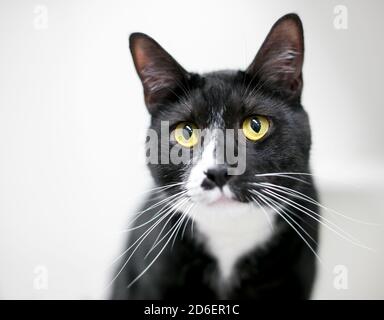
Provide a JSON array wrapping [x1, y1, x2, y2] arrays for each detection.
[[246, 14, 304, 100], [129, 33, 190, 113]]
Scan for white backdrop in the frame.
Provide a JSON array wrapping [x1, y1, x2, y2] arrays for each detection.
[[0, 0, 383, 299]]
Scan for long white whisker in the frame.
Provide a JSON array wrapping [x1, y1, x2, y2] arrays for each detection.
[[122, 191, 189, 232], [106, 197, 188, 286], [133, 182, 187, 199], [105, 210, 172, 290], [255, 192, 319, 244], [262, 188, 358, 240], [181, 205, 194, 240], [145, 211, 185, 259], [122, 190, 188, 231], [172, 203, 194, 248], [145, 198, 190, 257], [255, 172, 314, 176], [261, 192, 317, 232], [251, 196, 274, 231], [259, 182, 380, 226], [262, 188, 374, 251], [127, 213, 189, 288], [255, 173, 310, 184], [253, 190, 323, 265]]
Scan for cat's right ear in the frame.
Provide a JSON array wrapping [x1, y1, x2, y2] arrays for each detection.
[[246, 14, 304, 100], [129, 33, 189, 113]]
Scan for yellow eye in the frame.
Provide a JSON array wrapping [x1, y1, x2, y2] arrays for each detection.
[[242, 116, 269, 141], [174, 122, 199, 148]]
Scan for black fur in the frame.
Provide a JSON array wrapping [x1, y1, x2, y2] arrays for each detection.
[[112, 13, 319, 300]]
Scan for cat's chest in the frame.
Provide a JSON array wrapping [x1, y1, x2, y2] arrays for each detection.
[[189, 202, 275, 281]]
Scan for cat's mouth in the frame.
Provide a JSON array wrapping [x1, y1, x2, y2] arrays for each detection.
[[187, 183, 239, 206], [207, 193, 237, 206]]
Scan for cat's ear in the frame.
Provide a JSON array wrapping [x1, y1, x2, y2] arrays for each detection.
[[246, 14, 304, 99], [129, 33, 189, 113]]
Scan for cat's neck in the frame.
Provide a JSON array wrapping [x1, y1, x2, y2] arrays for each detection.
[[189, 201, 276, 281]]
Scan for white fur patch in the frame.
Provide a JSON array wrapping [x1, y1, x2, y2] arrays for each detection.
[[184, 132, 275, 280], [189, 201, 275, 280], [186, 138, 218, 203]]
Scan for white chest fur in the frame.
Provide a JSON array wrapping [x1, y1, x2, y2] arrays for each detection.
[[189, 201, 275, 280]]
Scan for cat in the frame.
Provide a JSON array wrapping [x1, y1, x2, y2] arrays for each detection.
[[112, 13, 319, 299]]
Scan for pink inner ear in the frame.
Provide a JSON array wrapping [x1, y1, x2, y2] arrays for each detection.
[[134, 48, 146, 72], [129, 33, 189, 111], [245, 14, 304, 98], [271, 19, 302, 45], [132, 40, 152, 74]]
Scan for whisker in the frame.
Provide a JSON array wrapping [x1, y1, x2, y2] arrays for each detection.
[[261, 188, 374, 251], [145, 197, 190, 257], [145, 211, 186, 259], [190, 207, 197, 237], [259, 182, 380, 226], [122, 190, 189, 232], [262, 193, 318, 232], [257, 192, 320, 250], [256, 172, 314, 176], [122, 190, 188, 231], [252, 190, 323, 265], [105, 209, 171, 290], [172, 203, 194, 248], [251, 196, 274, 231], [134, 181, 187, 198], [127, 212, 189, 288], [181, 206, 194, 240], [255, 173, 310, 184], [256, 191, 319, 235], [106, 197, 189, 287]]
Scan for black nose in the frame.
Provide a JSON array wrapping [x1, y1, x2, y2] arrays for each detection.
[[202, 167, 230, 189]]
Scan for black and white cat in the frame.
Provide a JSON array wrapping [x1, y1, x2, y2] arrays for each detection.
[[112, 13, 320, 299]]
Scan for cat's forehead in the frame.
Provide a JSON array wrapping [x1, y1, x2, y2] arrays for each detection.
[[155, 70, 282, 127], [188, 71, 245, 124], [196, 71, 287, 114], [186, 70, 270, 127], [199, 70, 243, 95]]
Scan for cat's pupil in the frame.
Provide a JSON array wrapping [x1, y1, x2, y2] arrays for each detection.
[[251, 118, 261, 133], [182, 124, 193, 140]]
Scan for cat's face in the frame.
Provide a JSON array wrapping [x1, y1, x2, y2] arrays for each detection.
[[130, 14, 311, 206]]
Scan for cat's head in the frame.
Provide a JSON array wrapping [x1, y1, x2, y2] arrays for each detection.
[[129, 14, 312, 206]]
